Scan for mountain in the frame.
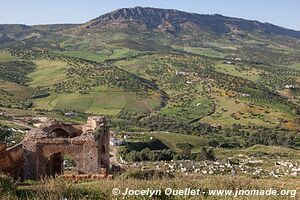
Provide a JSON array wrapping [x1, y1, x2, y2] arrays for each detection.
[[0, 24, 77, 47], [1, 7, 300, 50], [57, 6, 300, 51], [67, 7, 300, 39]]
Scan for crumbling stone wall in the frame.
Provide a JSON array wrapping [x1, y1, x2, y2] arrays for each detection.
[[0, 142, 6, 152], [0, 143, 23, 179], [0, 116, 110, 180]]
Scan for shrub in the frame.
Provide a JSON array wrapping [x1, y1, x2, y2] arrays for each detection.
[[0, 175, 16, 196], [176, 143, 193, 151], [121, 170, 174, 180]]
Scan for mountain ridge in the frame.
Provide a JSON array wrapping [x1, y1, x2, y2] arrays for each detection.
[[65, 6, 300, 40]]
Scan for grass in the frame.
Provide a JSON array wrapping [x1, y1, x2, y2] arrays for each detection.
[[2, 175, 299, 199], [239, 97, 296, 118], [200, 92, 293, 128], [33, 91, 125, 115], [144, 132, 208, 152], [214, 63, 261, 82], [172, 45, 225, 58], [109, 48, 139, 59], [289, 62, 300, 71], [124, 93, 161, 115], [33, 87, 161, 116], [160, 97, 214, 122], [0, 80, 33, 100], [114, 59, 147, 74], [0, 120, 25, 129], [0, 51, 15, 61], [28, 60, 68, 88], [52, 48, 139, 63], [52, 50, 110, 63], [25, 57, 161, 116], [215, 145, 300, 160]]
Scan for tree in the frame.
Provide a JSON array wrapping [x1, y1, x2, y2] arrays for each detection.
[[196, 147, 215, 161]]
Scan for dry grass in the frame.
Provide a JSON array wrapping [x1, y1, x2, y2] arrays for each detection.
[[1, 174, 299, 199]]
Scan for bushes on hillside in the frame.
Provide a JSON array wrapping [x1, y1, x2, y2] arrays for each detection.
[[120, 147, 174, 162], [121, 170, 174, 180]]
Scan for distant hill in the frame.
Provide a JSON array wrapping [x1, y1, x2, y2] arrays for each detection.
[[0, 24, 77, 47], [66, 7, 300, 39], [1, 7, 300, 50]]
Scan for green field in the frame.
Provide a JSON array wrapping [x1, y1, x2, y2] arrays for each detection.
[[214, 63, 261, 81], [200, 93, 295, 128], [28, 60, 68, 88], [143, 131, 300, 160], [0, 80, 33, 100], [32, 86, 161, 115], [52, 50, 110, 62], [289, 62, 300, 70], [52, 48, 139, 63], [0, 51, 15, 61], [172, 45, 226, 58], [160, 97, 214, 121], [144, 132, 208, 152], [114, 59, 147, 73]]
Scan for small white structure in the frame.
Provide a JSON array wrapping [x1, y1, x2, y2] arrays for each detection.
[[284, 85, 296, 89], [241, 93, 251, 97], [64, 112, 78, 117], [110, 138, 124, 146], [175, 71, 188, 76]]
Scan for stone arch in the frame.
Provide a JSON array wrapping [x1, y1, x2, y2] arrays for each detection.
[[36, 142, 86, 178], [43, 124, 83, 138], [45, 151, 80, 177], [21, 116, 110, 180], [46, 152, 64, 177], [51, 128, 70, 138]]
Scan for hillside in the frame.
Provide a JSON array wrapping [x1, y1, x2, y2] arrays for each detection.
[[63, 7, 300, 51], [0, 6, 299, 153], [69, 7, 300, 38]]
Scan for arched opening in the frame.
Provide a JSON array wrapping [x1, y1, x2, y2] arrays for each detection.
[[46, 153, 79, 177], [46, 153, 64, 177], [63, 154, 78, 175], [51, 128, 70, 138]]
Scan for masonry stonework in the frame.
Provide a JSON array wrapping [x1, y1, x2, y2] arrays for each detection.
[[0, 116, 110, 180]]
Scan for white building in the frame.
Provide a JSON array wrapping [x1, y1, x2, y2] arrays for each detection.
[[110, 138, 124, 146], [284, 85, 296, 89]]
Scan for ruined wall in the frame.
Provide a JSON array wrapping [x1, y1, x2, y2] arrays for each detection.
[[0, 144, 23, 179], [0, 142, 6, 152], [97, 126, 110, 169], [0, 116, 110, 180], [21, 116, 110, 180], [42, 123, 83, 138], [35, 138, 100, 178]]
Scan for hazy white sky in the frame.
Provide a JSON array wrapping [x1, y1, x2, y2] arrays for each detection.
[[0, 0, 299, 30]]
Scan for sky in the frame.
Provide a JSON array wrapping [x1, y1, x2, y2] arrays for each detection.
[[0, 0, 299, 30]]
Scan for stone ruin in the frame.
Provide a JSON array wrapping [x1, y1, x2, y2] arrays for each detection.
[[0, 116, 110, 180]]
